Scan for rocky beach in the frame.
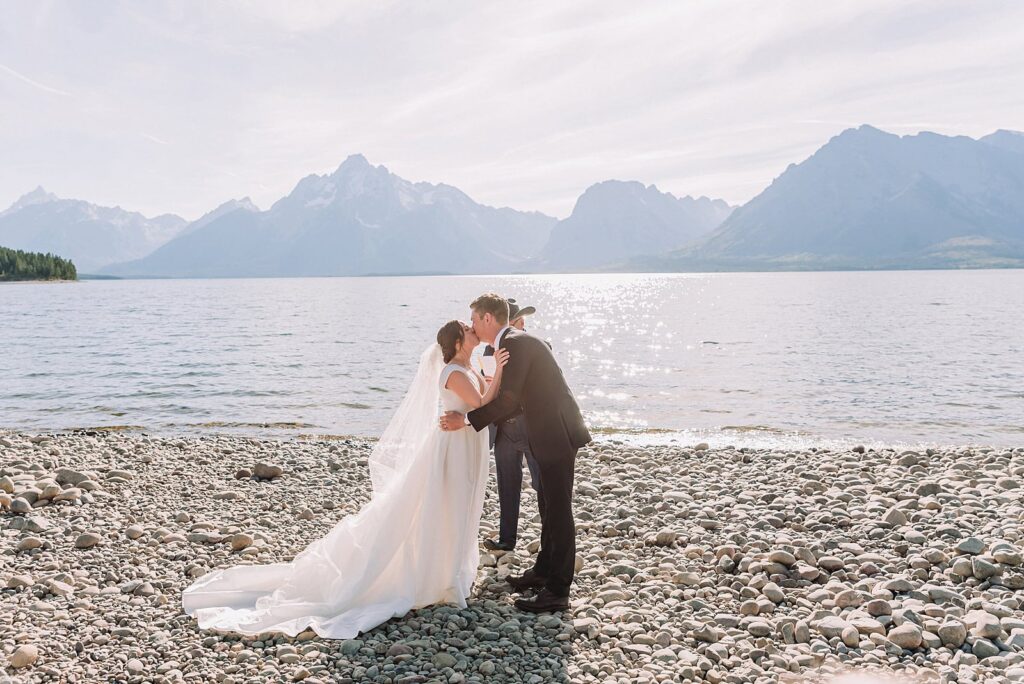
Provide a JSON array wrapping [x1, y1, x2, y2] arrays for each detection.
[[2, 430, 1024, 683]]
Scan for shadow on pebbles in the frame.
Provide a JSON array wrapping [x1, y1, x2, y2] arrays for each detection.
[[2, 430, 1024, 683]]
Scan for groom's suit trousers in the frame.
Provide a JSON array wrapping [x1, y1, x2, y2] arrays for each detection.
[[493, 417, 543, 546], [532, 444, 577, 596]]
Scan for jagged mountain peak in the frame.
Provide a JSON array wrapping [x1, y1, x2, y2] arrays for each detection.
[[234, 197, 259, 211], [335, 153, 372, 172], [824, 124, 898, 149], [275, 155, 400, 211], [175, 197, 259, 237], [330, 153, 393, 184], [981, 129, 1024, 154], [992, 128, 1024, 136], [571, 180, 669, 210], [7, 186, 60, 212], [196, 197, 260, 221], [541, 179, 733, 270], [571, 180, 731, 216], [214, 197, 259, 213]]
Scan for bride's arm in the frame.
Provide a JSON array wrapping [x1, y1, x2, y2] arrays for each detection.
[[445, 350, 509, 409], [479, 348, 509, 405]]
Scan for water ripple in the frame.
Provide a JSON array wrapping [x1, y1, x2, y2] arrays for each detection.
[[1, 271, 1023, 447]]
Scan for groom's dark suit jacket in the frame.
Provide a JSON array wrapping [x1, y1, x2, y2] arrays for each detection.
[[469, 329, 590, 457]]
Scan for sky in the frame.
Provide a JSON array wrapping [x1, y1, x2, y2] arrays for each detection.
[[2, 0, 1023, 221]]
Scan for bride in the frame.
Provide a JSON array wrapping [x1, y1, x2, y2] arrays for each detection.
[[182, 320, 509, 638]]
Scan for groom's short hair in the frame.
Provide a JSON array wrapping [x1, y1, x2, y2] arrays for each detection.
[[471, 293, 509, 325]]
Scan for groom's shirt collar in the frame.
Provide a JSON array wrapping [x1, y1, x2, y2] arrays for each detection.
[[495, 325, 511, 348]]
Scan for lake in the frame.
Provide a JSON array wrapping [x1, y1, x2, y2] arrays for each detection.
[[1, 271, 1022, 449]]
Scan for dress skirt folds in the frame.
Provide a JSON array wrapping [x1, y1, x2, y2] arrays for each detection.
[[182, 421, 488, 638]]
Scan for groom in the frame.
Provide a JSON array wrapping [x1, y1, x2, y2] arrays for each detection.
[[440, 293, 591, 612]]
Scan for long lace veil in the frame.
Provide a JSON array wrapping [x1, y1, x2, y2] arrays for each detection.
[[368, 343, 444, 493]]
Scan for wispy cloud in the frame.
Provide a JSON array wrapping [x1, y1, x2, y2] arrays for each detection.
[[1, 1, 1023, 219], [0, 63, 71, 97]]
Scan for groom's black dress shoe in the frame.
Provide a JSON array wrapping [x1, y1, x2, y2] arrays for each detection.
[[515, 588, 569, 613], [506, 569, 548, 592], [484, 539, 515, 552]]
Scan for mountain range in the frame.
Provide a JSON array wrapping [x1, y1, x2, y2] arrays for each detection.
[[102, 155, 558, 277], [2, 125, 1023, 276], [633, 125, 1024, 271], [0, 187, 187, 273]]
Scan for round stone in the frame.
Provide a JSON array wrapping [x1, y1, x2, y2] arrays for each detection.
[[654, 530, 677, 546], [888, 624, 923, 649], [817, 556, 845, 571], [865, 599, 892, 617], [882, 507, 908, 526], [973, 612, 1003, 639], [53, 487, 82, 502], [762, 582, 785, 603], [10, 644, 39, 668], [230, 533, 254, 551], [768, 550, 796, 566], [951, 557, 974, 577], [340, 640, 362, 656], [433, 652, 457, 669], [972, 556, 1001, 579], [816, 616, 851, 639], [254, 462, 284, 479], [75, 532, 101, 548], [834, 589, 863, 608], [17, 536, 44, 551], [956, 537, 986, 555], [973, 638, 1000, 660], [739, 600, 759, 615], [993, 547, 1023, 565], [39, 483, 62, 500], [938, 620, 967, 647], [747, 620, 772, 637]]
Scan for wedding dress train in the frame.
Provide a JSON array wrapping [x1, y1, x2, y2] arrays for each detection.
[[182, 348, 489, 638]]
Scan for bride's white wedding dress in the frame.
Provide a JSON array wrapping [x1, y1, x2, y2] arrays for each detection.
[[182, 346, 489, 638]]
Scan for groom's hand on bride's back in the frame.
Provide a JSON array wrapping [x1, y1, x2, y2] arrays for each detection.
[[439, 411, 466, 431]]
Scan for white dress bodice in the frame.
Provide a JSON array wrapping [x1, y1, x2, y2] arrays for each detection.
[[439, 363, 483, 413]]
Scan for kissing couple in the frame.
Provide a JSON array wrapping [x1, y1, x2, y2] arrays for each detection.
[[182, 293, 591, 638]]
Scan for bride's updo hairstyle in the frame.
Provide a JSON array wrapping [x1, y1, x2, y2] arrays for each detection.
[[436, 320, 465, 363]]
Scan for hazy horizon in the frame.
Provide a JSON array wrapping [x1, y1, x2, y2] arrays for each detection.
[[2, 1, 1024, 221]]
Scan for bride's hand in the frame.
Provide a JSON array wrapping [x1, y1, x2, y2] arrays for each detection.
[[493, 348, 510, 376]]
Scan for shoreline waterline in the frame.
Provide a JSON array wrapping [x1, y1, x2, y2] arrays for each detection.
[[2, 423, 1016, 455]]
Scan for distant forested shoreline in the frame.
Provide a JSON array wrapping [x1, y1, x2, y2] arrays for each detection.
[[0, 246, 77, 281]]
